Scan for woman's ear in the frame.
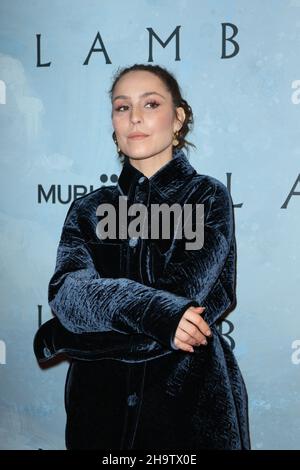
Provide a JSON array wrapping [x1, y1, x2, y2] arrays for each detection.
[[175, 106, 186, 131]]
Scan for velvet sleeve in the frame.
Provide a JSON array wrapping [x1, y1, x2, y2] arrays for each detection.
[[48, 199, 198, 349], [154, 180, 236, 327]]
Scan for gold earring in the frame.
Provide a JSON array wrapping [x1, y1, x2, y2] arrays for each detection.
[[172, 130, 179, 146], [112, 132, 121, 153]]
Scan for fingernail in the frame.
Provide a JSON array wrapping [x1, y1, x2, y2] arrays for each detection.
[[201, 340, 207, 346], [206, 330, 213, 337]]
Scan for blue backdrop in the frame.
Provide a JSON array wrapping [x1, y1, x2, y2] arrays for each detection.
[[0, 0, 299, 450]]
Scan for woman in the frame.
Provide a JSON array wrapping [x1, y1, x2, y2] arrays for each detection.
[[34, 64, 251, 450]]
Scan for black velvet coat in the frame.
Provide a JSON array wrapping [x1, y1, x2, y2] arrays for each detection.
[[34, 147, 251, 450]]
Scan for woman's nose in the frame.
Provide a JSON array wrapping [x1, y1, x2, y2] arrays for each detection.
[[130, 106, 143, 123]]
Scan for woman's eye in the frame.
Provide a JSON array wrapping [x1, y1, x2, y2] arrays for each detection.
[[115, 105, 128, 112], [114, 101, 160, 112], [145, 101, 160, 109]]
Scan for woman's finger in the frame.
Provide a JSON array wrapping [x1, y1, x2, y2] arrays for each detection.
[[173, 336, 194, 353], [185, 307, 212, 337], [176, 321, 207, 345]]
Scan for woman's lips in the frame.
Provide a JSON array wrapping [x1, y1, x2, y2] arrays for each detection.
[[128, 135, 149, 140]]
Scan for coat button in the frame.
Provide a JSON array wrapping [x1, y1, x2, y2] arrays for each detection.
[[43, 347, 51, 358], [138, 176, 146, 184], [135, 195, 145, 204], [129, 237, 139, 248], [127, 392, 139, 407]]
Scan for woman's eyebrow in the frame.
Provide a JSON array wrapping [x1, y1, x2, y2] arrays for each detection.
[[113, 91, 166, 102]]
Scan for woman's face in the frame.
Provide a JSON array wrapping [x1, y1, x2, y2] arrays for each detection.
[[111, 70, 185, 161]]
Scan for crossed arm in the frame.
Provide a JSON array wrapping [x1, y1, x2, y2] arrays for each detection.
[[48, 180, 235, 352]]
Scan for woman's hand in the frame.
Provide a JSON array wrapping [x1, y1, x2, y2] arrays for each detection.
[[173, 306, 213, 352]]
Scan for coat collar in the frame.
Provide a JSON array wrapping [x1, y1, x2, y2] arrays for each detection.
[[117, 147, 197, 201]]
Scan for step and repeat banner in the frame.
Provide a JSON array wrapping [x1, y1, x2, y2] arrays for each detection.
[[0, 0, 299, 450]]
